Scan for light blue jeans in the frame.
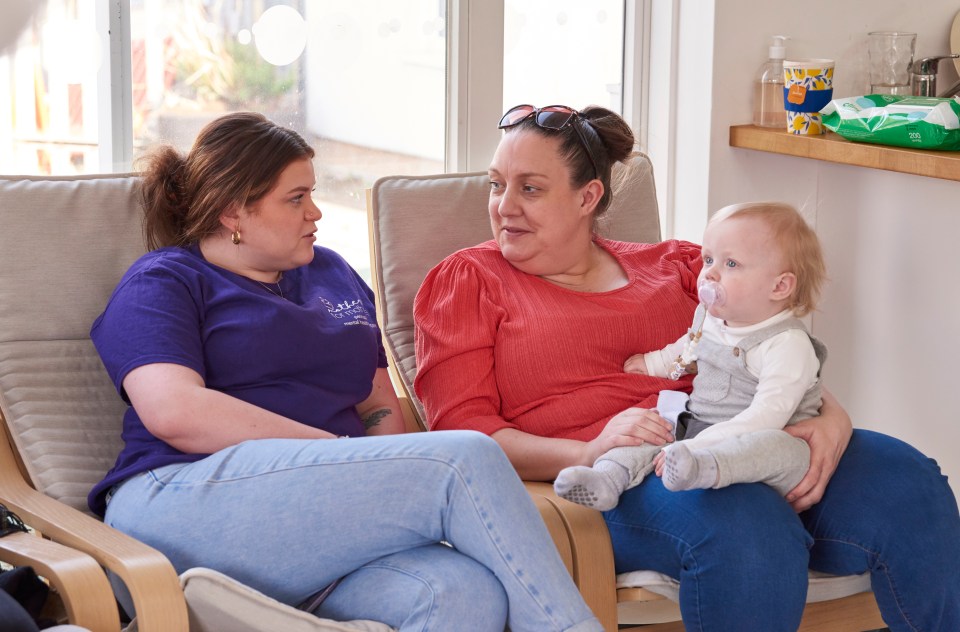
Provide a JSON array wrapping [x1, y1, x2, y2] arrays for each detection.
[[105, 431, 601, 632]]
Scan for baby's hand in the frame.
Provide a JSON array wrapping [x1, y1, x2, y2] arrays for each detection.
[[654, 449, 667, 477], [624, 354, 648, 374]]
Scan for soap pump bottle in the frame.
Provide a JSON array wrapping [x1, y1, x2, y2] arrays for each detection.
[[753, 35, 788, 127]]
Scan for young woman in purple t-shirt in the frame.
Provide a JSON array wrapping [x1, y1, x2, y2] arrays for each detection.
[[90, 112, 602, 632]]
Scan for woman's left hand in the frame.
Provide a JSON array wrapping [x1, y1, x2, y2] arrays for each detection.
[[782, 387, 852, 512]]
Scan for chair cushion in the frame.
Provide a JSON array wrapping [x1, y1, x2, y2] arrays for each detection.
[[179, 568, 395, 632], [0, 340, 125, 514], [0, 174, 144, 343], [0, 174, 143, 513], [369, 171, 489, 421], [615, 568, 872, 603]]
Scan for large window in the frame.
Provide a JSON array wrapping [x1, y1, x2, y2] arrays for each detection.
[[1, 0, 636, 279]]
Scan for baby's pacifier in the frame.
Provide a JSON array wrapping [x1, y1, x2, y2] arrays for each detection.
[[697, 279, 726, 307]]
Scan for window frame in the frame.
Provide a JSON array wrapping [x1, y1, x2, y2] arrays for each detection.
[[450, 0, 648, 172], [94, 0, 648, 175], [97, 0, 134, 172]]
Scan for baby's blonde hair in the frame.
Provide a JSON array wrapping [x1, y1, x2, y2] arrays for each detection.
[[709, 202, 826, 317]]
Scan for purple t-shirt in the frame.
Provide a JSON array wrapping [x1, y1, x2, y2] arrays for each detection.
[[87, 244, 387, 516]]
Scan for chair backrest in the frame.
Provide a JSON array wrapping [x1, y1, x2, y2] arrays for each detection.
[[0, 174, 146, 515], [368, 153, 661, 424]]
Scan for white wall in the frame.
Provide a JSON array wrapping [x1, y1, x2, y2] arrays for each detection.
[[667, 0, 960, 502]]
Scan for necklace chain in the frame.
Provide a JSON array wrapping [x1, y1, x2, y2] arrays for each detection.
[[255, 273, 284, 300]]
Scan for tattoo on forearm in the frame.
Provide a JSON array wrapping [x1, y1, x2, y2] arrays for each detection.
[[363, 408, 391, 430]]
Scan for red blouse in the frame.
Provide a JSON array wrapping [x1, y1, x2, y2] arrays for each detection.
[[414, 238, 703, 442]]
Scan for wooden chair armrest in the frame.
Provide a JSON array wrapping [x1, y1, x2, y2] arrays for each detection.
[[394, 391, 425, 434], [385, 358, 426, 434], [797, 593, 886, 632], [0, 487, 188, 632], [523, 485, 574, 577], [0, 436, 188, 632], [524, 481, 619, 632], [0, 531, 120, 632]]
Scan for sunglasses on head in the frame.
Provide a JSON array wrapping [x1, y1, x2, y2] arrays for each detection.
[[498, 104, 599, 179]]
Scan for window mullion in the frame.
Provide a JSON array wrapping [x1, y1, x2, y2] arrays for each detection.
[[96, 0, 133, 173], [622, 0, 651, 152], [447, 0, 504, 173]]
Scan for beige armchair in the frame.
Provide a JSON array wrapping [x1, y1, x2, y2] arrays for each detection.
[[0, 174, 395, 632], [366, 155, 888, 632]]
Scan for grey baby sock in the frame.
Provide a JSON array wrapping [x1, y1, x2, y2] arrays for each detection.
[[661, 443, 719, 491], [554, 460, 630, 511]]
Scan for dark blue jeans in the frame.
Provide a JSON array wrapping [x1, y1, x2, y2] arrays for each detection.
[[605, 429, 960, 631]]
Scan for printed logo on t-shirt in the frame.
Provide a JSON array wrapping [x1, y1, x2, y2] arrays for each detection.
[[319, 296, 376, 328]]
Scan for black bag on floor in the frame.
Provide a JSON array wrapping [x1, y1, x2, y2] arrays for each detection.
[[0, 504, 54, 631], [0, 566, 47, 632]]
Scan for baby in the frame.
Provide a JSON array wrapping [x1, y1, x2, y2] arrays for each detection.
[[555, 202, 827, 511]]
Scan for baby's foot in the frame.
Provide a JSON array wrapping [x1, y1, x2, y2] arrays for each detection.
[[554, 466, 623, 511], [661, 443, 719, 491]]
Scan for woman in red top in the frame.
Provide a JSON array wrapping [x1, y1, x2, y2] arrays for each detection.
[[414, 104, 960, 631]]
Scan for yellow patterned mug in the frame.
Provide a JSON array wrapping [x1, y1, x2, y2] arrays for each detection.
[[783, 59, 835, 135]]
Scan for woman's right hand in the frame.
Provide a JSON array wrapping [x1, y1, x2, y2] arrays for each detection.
[[583, 407, 674, 464]]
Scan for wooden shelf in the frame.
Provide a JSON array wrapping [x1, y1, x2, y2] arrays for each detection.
[[729, 124, 960, 182]]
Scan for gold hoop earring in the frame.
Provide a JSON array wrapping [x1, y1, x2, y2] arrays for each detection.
[[231, 229, 241, 245]]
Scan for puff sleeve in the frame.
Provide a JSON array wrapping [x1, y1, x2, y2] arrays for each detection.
[[414, 254, 511, 436]]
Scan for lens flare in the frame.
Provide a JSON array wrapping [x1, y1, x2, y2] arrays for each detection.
[[252, 5, 307, 66]]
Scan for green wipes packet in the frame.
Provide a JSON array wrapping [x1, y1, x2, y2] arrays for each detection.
[[820, 95, 960, 150]]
